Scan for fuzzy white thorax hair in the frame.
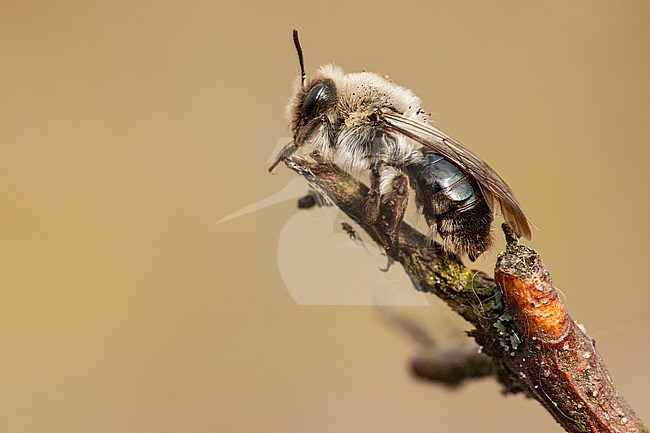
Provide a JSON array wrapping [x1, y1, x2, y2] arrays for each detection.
[[321, 64, 427, 121], [287, 64, 428, 174]]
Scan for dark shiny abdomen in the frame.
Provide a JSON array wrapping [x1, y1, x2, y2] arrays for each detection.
[[405, 149, 493, 260]]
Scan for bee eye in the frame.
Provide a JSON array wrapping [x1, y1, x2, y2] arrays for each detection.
[[302, 81, 333, 120]]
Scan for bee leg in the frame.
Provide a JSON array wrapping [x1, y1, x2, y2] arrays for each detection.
[[363, 164, 383, 225], [362, 165, 409, 267], [268, 141, 298, 173], [377, 167, 410, 267]]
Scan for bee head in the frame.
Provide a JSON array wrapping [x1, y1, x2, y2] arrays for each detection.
[[285, 30, 425, 151], [287, 30, 340, 145], [288, 77, 338, 135]]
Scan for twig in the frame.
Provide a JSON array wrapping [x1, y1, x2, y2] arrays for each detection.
[[284, 156, 648, 433], [378, 305, 494, 387]]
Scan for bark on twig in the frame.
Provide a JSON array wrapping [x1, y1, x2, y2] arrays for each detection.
[[284, 156, 647, 433]]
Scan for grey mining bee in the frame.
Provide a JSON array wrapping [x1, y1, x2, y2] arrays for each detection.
[[270, 30, 532, 261]]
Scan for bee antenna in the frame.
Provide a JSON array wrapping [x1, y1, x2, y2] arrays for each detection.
[[292, 29, 306, 86]]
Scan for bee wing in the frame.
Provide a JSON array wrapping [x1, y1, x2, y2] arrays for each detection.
[[379, 110, 532, 240]]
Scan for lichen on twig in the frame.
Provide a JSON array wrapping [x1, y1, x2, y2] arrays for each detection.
[[284, 156, 648, 433]]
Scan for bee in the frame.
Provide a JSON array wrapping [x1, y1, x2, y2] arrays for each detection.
[[271, 30, 532, 261]]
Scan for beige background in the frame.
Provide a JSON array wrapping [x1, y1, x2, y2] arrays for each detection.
[[1, 1, 648, 432]]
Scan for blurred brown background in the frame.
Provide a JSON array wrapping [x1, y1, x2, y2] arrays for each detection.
[[1, 1, 648, 432]]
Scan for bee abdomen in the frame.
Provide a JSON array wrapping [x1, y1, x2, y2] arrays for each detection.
[[406, 150, 493, 260]]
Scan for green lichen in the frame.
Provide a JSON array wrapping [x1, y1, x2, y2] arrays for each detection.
[[494, 311, 522, 351]]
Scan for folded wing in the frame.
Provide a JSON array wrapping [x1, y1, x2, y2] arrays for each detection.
[[379, 110, 532, 240]]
